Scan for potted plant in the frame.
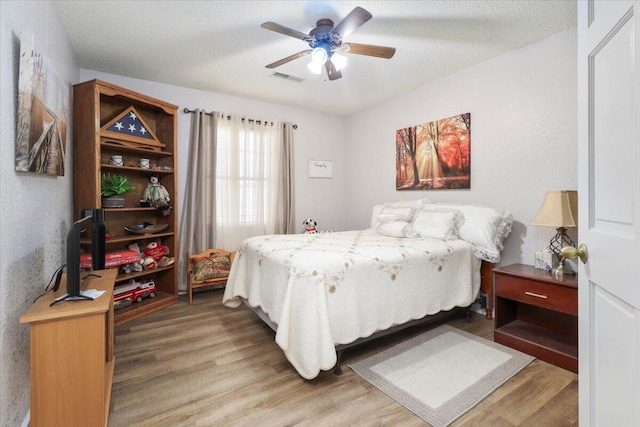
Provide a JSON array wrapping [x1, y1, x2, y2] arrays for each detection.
[[101, 174, 136, 208]]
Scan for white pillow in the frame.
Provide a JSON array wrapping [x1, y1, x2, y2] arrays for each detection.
[[412, 209, 462, 240], [377, 206, 415, 224], [370, 198, 430, 228], [375, 220, 418, 238], [423, 203, 513, 262]]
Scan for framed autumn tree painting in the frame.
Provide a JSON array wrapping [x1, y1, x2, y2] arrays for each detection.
[[396, 113, 470, 190]]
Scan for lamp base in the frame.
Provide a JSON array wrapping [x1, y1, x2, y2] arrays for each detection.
[[552, 258, 576, 276]]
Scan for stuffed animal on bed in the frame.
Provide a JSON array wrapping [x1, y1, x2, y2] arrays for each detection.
[[303, 218, 318, 234], [302, 218, 332, 234]]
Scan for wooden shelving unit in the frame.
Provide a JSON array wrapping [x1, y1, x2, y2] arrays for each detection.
[[73, 79, 179, 325]]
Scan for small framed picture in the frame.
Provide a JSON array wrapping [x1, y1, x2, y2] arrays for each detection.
[[308, 160, 333, 178]]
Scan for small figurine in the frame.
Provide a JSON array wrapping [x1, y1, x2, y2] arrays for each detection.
[[142, 174, 171, 215]]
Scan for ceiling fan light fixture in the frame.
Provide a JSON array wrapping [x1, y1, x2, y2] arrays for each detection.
[[261, 6, 394, 81], [308, 46, 329, 74], [307, 60, 324, 74], [331, 52, 347, 71], [310, 47, 328, 65]]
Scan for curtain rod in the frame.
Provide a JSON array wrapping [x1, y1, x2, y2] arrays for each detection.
[[182, 108, 298, 129]]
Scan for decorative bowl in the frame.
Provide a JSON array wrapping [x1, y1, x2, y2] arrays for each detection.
[[124, 223, 168, 235]]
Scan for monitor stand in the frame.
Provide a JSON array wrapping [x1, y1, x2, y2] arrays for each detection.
[[50, 293, 94, 307]]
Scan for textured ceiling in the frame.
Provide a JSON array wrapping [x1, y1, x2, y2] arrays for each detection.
[[54, 1, 576, 116]]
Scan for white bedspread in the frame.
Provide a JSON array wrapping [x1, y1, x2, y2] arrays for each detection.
[[222, 230, 481, 379]]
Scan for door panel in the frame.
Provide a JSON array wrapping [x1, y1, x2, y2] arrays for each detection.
[[593, 18, 633, 229], [588, 7, 638, 305], [592, 286, 637, 426], [579, 1, 640, 425]]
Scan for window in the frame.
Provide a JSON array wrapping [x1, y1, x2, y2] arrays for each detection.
[[214, 118, 281, 248]]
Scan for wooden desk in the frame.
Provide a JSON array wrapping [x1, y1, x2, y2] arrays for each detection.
[[493, 264, 578, 373], [20, 269, 116, 427]]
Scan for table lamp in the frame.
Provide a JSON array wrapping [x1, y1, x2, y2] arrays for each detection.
[[531, 190, 578, 276]]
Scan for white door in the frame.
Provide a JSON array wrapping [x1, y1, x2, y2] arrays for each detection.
[[577, 1, 640, 426]]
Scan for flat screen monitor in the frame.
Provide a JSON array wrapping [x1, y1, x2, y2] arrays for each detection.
[[51, 209, 105, 305], [81, 208, 105, 271], [66, 215, 92, 298]]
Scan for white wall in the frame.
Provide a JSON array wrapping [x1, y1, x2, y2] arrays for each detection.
[[0, 2, 79, 426], [343, 29, 578, 267]]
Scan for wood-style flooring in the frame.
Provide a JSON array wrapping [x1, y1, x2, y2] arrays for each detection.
[[110, 288, 578, 427]]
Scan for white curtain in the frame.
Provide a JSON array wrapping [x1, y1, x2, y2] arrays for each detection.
[[215, 115, 282, 249]]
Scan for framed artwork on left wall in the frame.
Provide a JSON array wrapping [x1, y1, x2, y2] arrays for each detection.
[[15, 31, 70, 176]]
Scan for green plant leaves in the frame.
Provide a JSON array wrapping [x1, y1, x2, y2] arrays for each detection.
[[101, 174, 136, 197]]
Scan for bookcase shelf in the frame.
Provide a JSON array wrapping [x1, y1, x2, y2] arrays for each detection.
[[73, 79, 179, 325], [101, 164, 174, 175], [81, 232, 174, 245]]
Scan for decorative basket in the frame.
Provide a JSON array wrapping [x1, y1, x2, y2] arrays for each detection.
[[101, 196, 125, 208]]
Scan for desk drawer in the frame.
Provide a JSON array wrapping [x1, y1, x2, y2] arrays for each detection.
[[495, 274, 577, 316]]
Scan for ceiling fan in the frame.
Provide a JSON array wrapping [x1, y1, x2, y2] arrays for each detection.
[[261, 6, 396, 81]]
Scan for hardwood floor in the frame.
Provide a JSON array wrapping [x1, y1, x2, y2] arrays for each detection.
[[110, 288, 578, 426]]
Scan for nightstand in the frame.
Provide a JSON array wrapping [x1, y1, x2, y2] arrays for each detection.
[[493, 263, 578, 373]]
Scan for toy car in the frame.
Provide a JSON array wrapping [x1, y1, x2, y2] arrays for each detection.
[[114, 296, 133, 310], [114, 279, 157, 304]]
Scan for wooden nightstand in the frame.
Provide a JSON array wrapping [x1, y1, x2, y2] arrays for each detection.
[[493, 263, 578, 373]]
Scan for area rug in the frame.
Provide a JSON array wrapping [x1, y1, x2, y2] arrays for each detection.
[[348, 324, 534, 427]]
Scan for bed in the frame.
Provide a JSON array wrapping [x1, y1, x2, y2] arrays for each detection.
[[222, 200, 512, 379]]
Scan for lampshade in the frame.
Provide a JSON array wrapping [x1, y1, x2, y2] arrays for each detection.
[[310, 47, 328, 65], [308, 47, 329, 74], [307, 60, 324, 74], [531, 190, 578, 228], [331, 52, 347, 71]]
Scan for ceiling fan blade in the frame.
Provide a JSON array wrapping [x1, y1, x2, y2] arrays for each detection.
[[333, 6, 372, 38], [343, 42, 396, 59], [325, 60, 342, 81], [261, 22, 309, 41], [265, 50, 312, 69]]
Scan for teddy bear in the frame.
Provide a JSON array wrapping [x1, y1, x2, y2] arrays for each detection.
[[143, 241, 174, 268], [120, 261, 143, 275], [143, 256, 157, 270], [119, 242, 144, 274]]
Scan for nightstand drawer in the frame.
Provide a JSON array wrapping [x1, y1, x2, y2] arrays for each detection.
[[495, 274, 577, 316]]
